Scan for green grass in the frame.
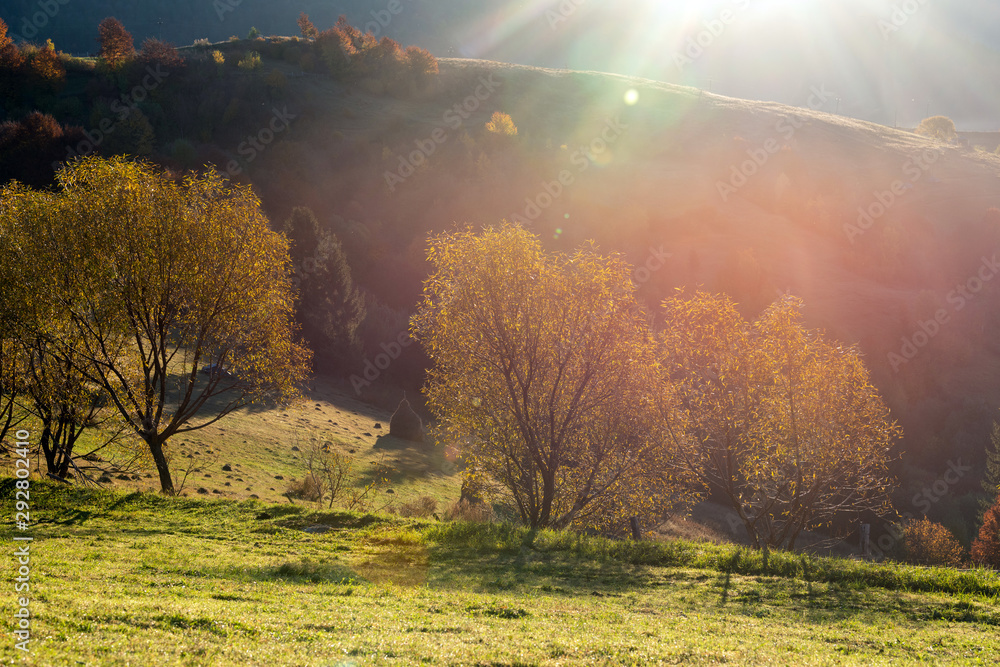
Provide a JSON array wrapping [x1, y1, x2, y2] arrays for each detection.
[[0, 376, 462, 510], [2, 482, 1000, 665]]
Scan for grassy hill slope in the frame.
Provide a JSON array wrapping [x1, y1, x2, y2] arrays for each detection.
[[3, 483, 999, 665]]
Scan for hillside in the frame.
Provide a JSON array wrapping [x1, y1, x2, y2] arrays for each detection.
[[3, 1, 1000, 128], [3, 483, 999, 665], [4, 34, 1000, 545]]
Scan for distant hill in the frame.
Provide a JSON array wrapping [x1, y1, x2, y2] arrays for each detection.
[[3, 0, 1000, 129], [3, 33, 1000, 546]]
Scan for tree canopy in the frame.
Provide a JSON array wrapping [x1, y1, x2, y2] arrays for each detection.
[[0, 157, 310, 493], [413, 224, 694, 530], [661, 292, 900, 549]]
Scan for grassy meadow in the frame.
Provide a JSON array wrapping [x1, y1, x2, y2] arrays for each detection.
[[2, 482, 999, 666]]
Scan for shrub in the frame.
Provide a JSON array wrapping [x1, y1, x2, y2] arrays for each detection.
[[398, 496, 438, 518], [211, 50, 225, 68], [899, 518, 965, 567], [485, 111, 518, 137], [972, 496, 1000, 569], [445, 499, 494, 523], [29, 39, 66, 91], [265, 69, 287, 96], [285, 475, 323, 503], [137, 38, 183, 70], [915, 115, 957, 142], [238, 51, 261, 71], [247, 27, 262, 40], [0, 111, 83, 187]]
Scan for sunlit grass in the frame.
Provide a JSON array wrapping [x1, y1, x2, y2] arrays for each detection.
[[2, 481, 998, 665]]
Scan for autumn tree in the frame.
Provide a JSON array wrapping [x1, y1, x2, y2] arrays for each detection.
[[298, 13, 319, 40], [0, 17, 22, 69], [29, 40, 65, 92], [281, 207, 365, 370], [20, 334, 130, 480], [137, 38, 183, 70], [413, 224, 694, 530], [972, 496, 1000, 569], [0, 272, 27, 448], [485, 112, 518, 137], [0, 157, 311, 494], [661, 292, 900, 549], [899, 518, 965, 567], [98, 17, 134, 69], [915, 115, 957, 142]]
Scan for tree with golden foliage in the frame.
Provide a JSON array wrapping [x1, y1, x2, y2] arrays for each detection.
[[485, 111, 518, 137], [97, 17, 134, 69], [661, 292, 900, 549], [972, 496, 1000, 569], [413, 224, 694, 530], [0, 157, 311, 494], [915, 115, 957, 142]]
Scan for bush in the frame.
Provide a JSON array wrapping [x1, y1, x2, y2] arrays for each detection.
[[899, 518, 965, 567], [485, 111, 518, 137], [137, 38, 183, 70], [915, 115, 957, 142], [972, 497, 1000, 569], [445, 499, 494, 523], [285, 475, 323, 503], [238, 51, 261, 72], [398, 496, 438, 518]]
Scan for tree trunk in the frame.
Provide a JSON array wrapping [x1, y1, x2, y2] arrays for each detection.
[[147, 435, 175, 495], [538, 470, 556, 527], [39, 424, 56, 475]]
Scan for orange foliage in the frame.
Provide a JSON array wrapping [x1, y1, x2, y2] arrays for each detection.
[[972, 497, 1000, 569], [98, 17, 134, 68], [899, 518, 965, 566], [30, 40, 65, 89], [297, 12, 319, 40]]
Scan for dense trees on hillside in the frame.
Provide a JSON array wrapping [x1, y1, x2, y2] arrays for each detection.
[[0, 157, 310, 493], [282, 207, 365, 371], [309, 14, 437, 95]]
